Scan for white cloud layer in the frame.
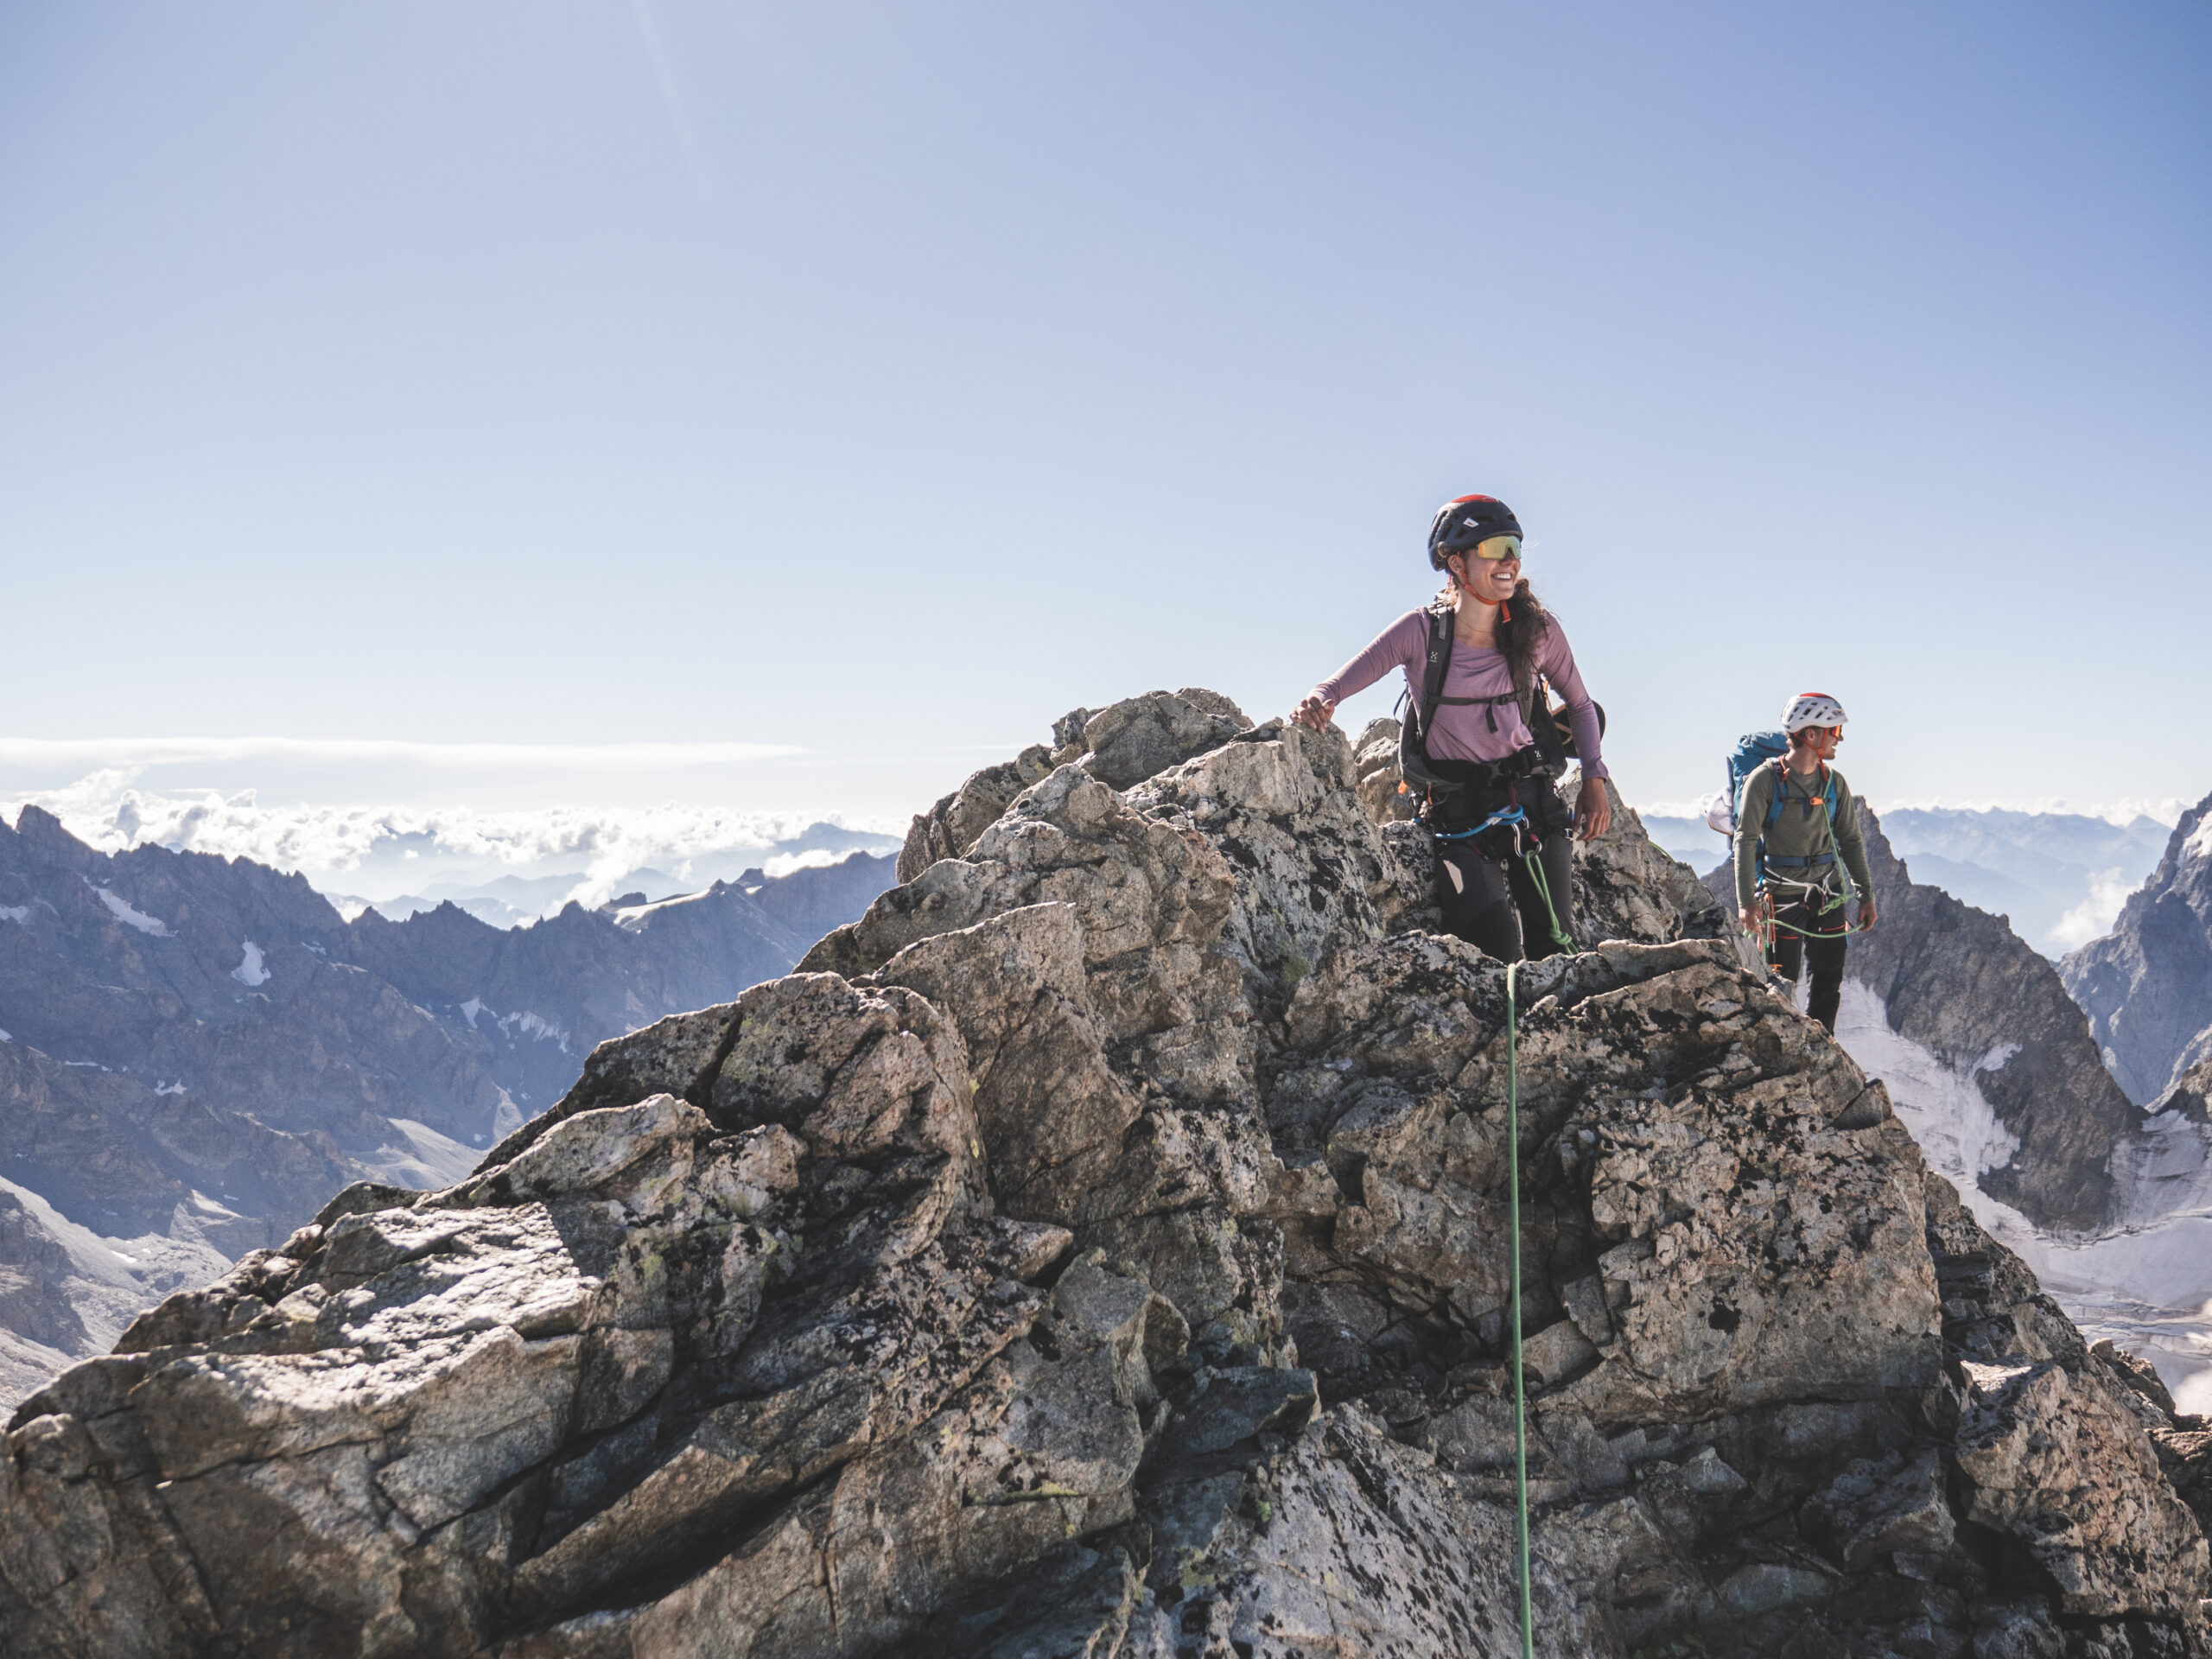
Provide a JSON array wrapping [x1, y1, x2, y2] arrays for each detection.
[[3, 771, 903, 909], [2049, 868, 2141, 953]]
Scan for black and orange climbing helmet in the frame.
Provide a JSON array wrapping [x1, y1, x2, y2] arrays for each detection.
[[1427, 494, 1524, 569]]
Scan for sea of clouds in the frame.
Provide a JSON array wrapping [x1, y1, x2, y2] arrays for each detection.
[[3, 769, 906, 913]]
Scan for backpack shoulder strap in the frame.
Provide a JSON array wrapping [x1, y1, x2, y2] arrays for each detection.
[[1398, 601, 1465, 804], [1416, 603, 1454, 739]]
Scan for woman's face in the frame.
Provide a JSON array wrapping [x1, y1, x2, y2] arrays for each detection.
[[1451, 538, 1521, 604]]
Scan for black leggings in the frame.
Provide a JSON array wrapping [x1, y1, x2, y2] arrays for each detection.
[[1434, 798, 1578, 963], [1766, 887, 1848, 1032]]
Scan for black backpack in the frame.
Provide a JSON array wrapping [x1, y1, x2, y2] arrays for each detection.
[[1397, 602, 1604, 804]]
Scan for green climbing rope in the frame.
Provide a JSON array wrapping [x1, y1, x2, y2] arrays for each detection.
[[1505, 958, 1535, 1659], [1520, 849, 1576, 955]]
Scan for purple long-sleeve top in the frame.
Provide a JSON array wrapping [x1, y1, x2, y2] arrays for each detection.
[[1314, 607, 1610, 780]]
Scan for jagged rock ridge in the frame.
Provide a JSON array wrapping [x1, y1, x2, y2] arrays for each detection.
[[2, 696, 2205, 1657]]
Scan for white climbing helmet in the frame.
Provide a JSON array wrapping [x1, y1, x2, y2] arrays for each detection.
[[1782, 691, 1847, 734]]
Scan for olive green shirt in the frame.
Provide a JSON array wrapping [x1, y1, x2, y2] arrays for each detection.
[[1732, 758, 1874, 912]]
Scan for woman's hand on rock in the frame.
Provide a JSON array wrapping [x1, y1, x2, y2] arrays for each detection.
[[1575, 778, 1612, 841], [1292, 693, 1335, 733]]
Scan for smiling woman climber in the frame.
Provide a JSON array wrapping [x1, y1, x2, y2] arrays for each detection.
[[1292, 493, 1611, 962]]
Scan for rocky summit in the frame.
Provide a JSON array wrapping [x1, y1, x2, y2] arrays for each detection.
[[3, 693, 2206, 1658]]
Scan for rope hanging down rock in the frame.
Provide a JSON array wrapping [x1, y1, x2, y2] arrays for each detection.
[[1506, 958, 1535, 1659]]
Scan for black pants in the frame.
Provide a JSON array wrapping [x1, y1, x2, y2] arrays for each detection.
[[1767, 887, 1848, 1032], [1433, 780, 1578, 963]]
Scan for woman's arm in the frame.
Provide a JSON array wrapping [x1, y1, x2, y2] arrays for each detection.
[[1537, 620, 1609, 783], [1536, 616, 1615, 841], [1293, 611, 1427, 730]]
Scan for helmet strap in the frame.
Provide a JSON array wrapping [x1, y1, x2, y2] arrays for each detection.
[[1455, 569, 1510, 611]]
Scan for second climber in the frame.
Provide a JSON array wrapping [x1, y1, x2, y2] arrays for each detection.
[[1293, 493, 1611, 963], [1732, 692, 1878, 1033]]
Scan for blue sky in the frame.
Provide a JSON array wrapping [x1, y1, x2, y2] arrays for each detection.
[[3, 1, 2207, 827]]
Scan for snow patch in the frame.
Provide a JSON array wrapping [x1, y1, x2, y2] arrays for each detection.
[[154, 1080, 188, 1095], [356, 1117, 489, 1192], [612, 889, 709, 926], [458, 997, 485, 1029], [0, 1174, 231, 1407], [231, 941, 270, 987], [0, 905, 28, 924], [1836, 984, 2020, 1180], [2107, 1106, 2212, 1229], [1836, 978, 2212, 1414], [85, 880, 170, 937], [499, 1009, 570, 1052]]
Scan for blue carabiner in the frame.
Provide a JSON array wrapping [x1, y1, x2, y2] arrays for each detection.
[[1433, 804, 1528, 844]]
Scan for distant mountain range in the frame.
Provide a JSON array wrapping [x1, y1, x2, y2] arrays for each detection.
[[328, 823, 901, 928], [0, 804, 894, 1403], [1644, 804, 2171, 957]]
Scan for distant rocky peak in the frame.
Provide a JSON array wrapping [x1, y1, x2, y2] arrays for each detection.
[[2064, 787, 2212, 1106]]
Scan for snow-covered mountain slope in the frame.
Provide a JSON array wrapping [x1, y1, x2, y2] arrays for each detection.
[[0, 809, 896, 1407], [1837, 983, 2212, 1415], [2064, 789, 2212, 1105], [0, 1177, 229, 1409]]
